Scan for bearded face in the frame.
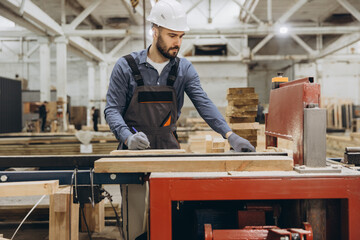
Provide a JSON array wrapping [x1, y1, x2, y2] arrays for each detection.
[[154, 27, 184, 59]]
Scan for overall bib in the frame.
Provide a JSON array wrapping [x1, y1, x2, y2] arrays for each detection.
[[119, 54, 180, 150]]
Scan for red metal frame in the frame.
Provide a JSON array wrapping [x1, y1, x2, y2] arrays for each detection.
[[150, 175, 360, 239], [265, 77, 321, 165]]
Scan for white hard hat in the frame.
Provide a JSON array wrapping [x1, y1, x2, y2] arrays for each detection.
[[147, 0, 190, 31]]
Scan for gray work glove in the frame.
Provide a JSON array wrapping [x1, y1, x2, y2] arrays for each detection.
[[126, 132, 150, 150], [228, 133, 256, 152]]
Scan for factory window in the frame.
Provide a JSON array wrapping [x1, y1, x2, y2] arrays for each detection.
[[194, 44, 227, 56]]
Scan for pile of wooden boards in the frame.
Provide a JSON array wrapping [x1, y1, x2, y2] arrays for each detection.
[[327, 133, 360, 157], [205, 135, 228, 153], [0, 133, 118, 155], [321, 97, 353, 130], [226, 88, 259, 148], [352, 118, 360, 132], [186, 131, 227, 153]]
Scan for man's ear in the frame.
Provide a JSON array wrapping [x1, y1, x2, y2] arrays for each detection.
[[153, 27, 158, 37]]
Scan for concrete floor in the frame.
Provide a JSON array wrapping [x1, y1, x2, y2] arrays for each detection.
[[0, 224, 123, 240]]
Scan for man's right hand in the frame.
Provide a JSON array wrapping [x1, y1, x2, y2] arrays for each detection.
[[126, 132, 150, 150]]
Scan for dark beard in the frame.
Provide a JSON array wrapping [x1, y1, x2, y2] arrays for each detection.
[[156, 34, 179, 59]]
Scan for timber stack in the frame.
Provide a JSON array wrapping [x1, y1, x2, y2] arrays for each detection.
[[226, 87, 259, 148]]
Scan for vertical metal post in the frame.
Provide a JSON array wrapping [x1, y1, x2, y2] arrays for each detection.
[[304, 108, 327, 167]]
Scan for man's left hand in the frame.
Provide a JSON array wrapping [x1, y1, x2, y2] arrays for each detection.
[[228, 133, 256, 152]]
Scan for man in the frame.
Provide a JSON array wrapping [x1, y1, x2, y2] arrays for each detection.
[[39, 101, 48, 132], [105, 0, 255, 153], [92, 106, 99, 131]]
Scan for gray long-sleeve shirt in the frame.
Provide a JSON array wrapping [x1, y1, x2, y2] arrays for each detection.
[[105, 48, 231, 143]]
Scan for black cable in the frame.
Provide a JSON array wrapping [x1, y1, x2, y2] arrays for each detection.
[[80, 204, 93, 240], [126, 185, 129, 240], [68, 169, 76, 240], [102, 188, 125, 239]]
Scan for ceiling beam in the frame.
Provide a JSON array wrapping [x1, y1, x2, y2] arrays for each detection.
[[187, 25, 360, 36], [252, 55, 308, 61], [315, 32, 360, 59], [232, 0, 263, 25], [1, 0, 63, 36], [186, 0, 204, 14], [276, 0, 308, 24], [26, 43, 39, 57], [68, 36, 105, 62], [250, 0, 308, 56], [120, 0, 141, 25], [68, 0, 103, 29], [337, 0, 360, 22], [245, 0, 259, 23], [2, 25, 360, 39], [252, 33, 274, 54], [63, 29, 128, 38], [66, 0, 103, 28], [290, 33, 316, 55], [267, 0, 272, 23], [107, 36, 131, 58], [0, 4, 45, 36]]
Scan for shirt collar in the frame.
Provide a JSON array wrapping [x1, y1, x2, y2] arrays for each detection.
[[139, 45, 177, 66]]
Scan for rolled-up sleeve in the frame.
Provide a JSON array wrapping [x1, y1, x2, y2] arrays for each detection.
[[104, 59, 132, 143], [184, 63, 231, 137]]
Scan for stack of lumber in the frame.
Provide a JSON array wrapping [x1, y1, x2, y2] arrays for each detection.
[[205, 135, 228, 153], [226, 88, 259, 147], [352, 118, 360, 132], [187, 131, 227, 153], [326, 133, 360, 157], [321, 97, 353, 130], [185, 118, 209, 128], [0, 132, 118, 155], [176, 126, 212, 143]]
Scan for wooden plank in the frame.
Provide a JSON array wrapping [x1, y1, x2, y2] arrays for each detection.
[[226, 111, 257, 118], [226, 117, 255, 123], [228, 99, 259, 106], [205, 135, 213, 153], [110, 149, 186, 155], [81, 201, 105, 233], [212, 138, 225, 148], [49, 186, 79, 240], [94, 156, 293, 173], [0, 180, 58, 197], [226, 93, 259, 101], [229, 122, 260, 129], [227, 88, 254, 95], [226, 105, 258, 112]]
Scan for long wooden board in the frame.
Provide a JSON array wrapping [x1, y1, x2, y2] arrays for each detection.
[[0, 180, 59, 197], [110, 149, 186, 155], [94, 156, 293, 173]]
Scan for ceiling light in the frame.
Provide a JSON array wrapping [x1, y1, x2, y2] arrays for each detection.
[[279, 26, 288, 34]]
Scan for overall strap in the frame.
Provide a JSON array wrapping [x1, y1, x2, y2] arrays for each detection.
[[124, 54, 144, 86], [167, 57, 179, 86]]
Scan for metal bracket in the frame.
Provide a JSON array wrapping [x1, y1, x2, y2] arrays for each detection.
[[294, 165, 342, 174]]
